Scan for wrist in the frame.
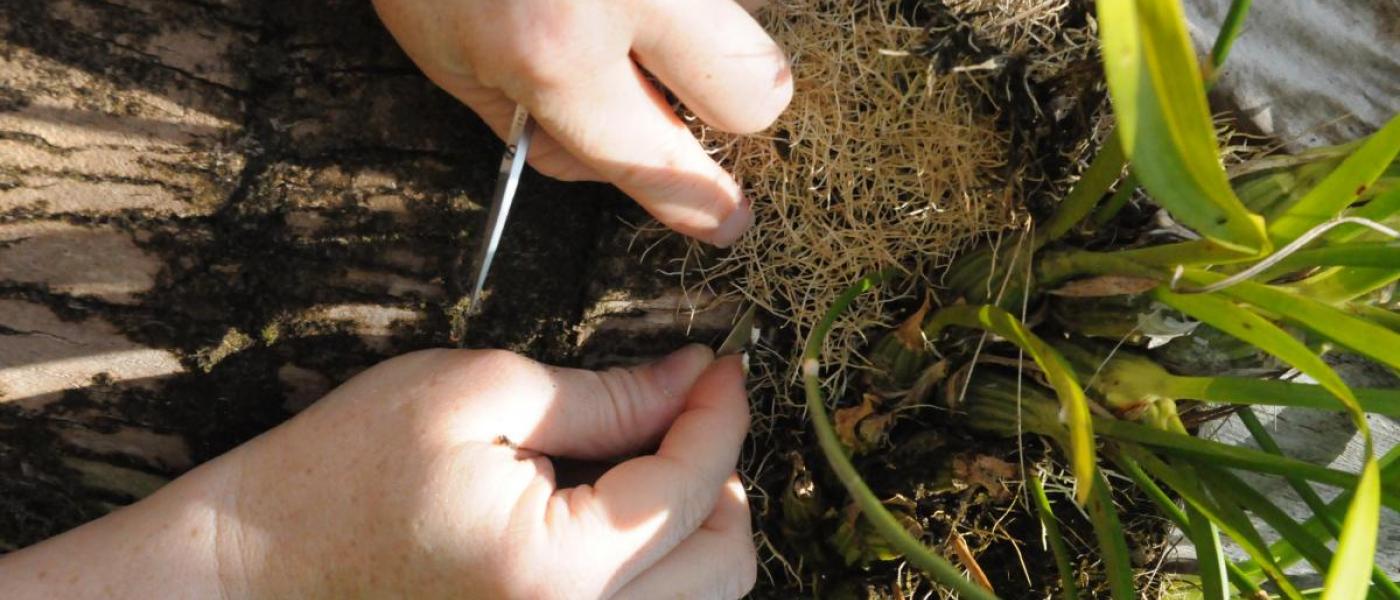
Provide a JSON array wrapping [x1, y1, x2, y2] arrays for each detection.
[[0, 455, 252, 599]]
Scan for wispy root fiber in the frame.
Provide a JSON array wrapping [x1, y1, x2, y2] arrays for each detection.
[[679, 0, 1094, 410]]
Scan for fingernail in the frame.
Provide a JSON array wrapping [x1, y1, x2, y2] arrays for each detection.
[[651, 344, 715, 398], [710, 192, 753, 248]]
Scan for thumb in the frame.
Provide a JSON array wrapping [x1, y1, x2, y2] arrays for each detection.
[[516, 344, 715, 459]]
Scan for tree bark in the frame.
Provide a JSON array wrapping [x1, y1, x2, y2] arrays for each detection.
[[0, 0, 731, 551]]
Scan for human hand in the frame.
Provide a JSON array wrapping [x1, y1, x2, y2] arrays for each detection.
[[371, 0, 793, 247], [0, 345, 754, 599]]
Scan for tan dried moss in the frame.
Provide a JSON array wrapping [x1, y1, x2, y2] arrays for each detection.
[[678, 0, 1092, 410]]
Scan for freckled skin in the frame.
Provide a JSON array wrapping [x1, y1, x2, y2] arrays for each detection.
[[0, 0, 789, 594], [371, 0, 791, 248], [0, 346, 756, 599]]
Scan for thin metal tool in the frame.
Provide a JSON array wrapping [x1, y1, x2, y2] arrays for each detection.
[[716, 304, 758, 357], [468, 104, 535, 312]]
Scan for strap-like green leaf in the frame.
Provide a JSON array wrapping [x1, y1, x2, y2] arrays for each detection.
[[1110, 450, 1262, 596], [1028, 471, 1080, 600], [1271, 241, 1400, 271], [1207, 0, 1252, 72], [1327, 187, 1400, 244], [1198, 465, 1334, 573], [925, 305, 1096, 504], [1184, 477, 1230, 599], [1269, 114, 1400, 245], [1093, 418, 1371, 494], [1152, 286, 1381, 600], [1177, 271, 1400, 374], [1288, 267, 1400, 304], [1323, 462, 1382, 600], [1127, 447, 1304, 598], [1152, 287, 1364, 420], [1239, 445, 1400, 581], [1038, 137, 1126, 247], [1236, 410, 1400, 600], [1086, 471, 1136, 600], [1097, 0, 1268, 255], [1165, 376, 1400, 417]]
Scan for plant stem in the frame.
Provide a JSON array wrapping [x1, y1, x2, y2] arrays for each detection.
[[1034, 249, 1167, 287], [1208, 0, 1253, 73], [802, 272, 999, 600]]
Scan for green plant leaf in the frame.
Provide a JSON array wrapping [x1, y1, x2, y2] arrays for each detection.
[[1126, 446, 1304, 598], [1270, 241, 1400, 270], [1038, 137, 1126, 246], [1176, 271, 1400, 374], [1097, 0, 1268, 256], [1107, 238, 1263, 268], [1323, 461, 1383, 600], [1109, 449, 1262, 596], [1086, 470, 1136, 600], [1236, 409, 1340, 536], [1207, 0, 1252, 73], [1183, 480, 1230, 599], [1347, 303, 1400, 332], [1235, 410, 1400, 600], [1152, 285, 1382, 600], [1092, 418, 1376, 496], [1287, 267, 1400, 304], [801, 272, 1000, 600], [1165, 376, 1400, 417], [1238, 445, 1400, 582], [1028, 470, 1079, 600], [1152, 286, 1364, 420], [1269, 114, 1400, 245], [1327, 187, 1400, 244], [924, 304, 1096, 504], [1198, 465, 1333, 573]]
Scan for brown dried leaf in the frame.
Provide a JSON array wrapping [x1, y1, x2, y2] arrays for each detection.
[[856, 411, 895, 450], [835, 394, 899, 454], [833, 394, 878, 451], [894, 294, 933, 350], [952, 454, 1019, 501]]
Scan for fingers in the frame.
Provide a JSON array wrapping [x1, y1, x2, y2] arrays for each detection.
[[545, 356, 749, 595], [417, 71, 605, 182], [611, 475, 757, 600], [632, 0, 792, 134], [519, 344, 716, 459], [525, 58, 754, 247]]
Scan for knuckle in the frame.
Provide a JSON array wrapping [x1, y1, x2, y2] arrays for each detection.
[[434, 349, 539, 394], [485, 11, 592, 93], [466, 348, 535, 375], [596, 366, 648, 432], [508, 48, 574, 91]]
